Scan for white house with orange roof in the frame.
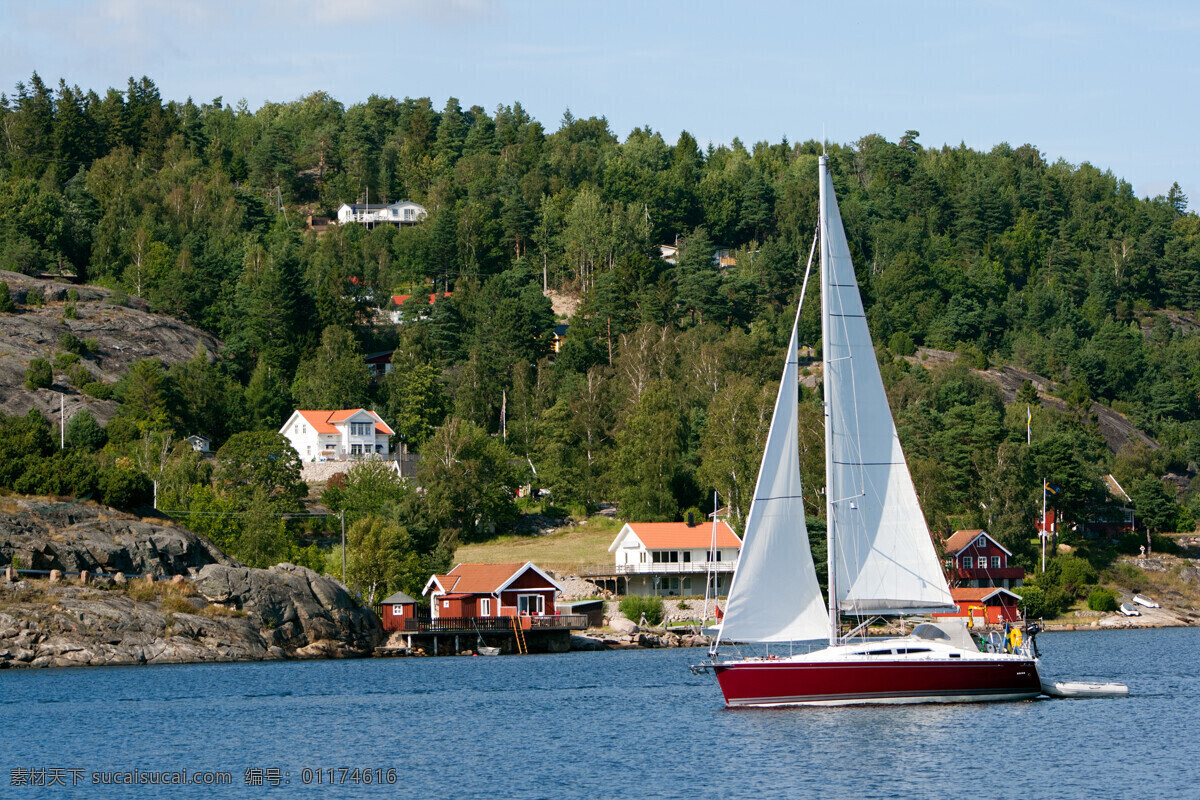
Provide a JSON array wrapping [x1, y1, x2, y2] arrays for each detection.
[[279, 408, 395, 462], [607, 519, 742, 596]]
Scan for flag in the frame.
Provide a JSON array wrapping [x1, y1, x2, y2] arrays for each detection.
[[1026, 405, 1032, 444], [1044, 481, 1060, 495]]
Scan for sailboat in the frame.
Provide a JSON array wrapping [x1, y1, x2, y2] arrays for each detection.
[[697, 155, 1042, 706]]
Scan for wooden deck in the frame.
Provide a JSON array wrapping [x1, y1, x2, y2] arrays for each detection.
[[402, 615, 589, 633]]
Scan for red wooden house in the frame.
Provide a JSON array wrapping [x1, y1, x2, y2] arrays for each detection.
[[944, 529, 1025, 589], [934, 587, 1023, 625], [379, 590, 417, 632], [422, 562, 562, 620]]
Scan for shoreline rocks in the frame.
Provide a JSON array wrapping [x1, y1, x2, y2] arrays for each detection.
[[0, 501, 383, 670]]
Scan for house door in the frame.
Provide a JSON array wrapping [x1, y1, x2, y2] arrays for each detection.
[[517, 594, 544, 616]]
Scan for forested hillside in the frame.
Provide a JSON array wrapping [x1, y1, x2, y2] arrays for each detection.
[[2, 73, 1198, 588]]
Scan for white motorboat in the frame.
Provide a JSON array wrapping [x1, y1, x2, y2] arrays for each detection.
[[1041, 678, 1129, 698], [1132, 594, 1160, 609], [1118, 602, 1141, 617]]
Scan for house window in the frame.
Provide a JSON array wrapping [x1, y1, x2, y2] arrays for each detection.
[[682, 577, 692, 592], [991, 556, 1001, 569], [962, 557, 973, 569], [640, 552, 646, 563], [652, 551, 661, 563], [683, 551, 691, 563], [391, 605, 402, 616], [351, 444, 362, 455], [306, 446, 311, 455], [442, 600, 449, 608], [517, 594, 544, 615], [976, 536, 987, 548], [480, 598, 491, 617]]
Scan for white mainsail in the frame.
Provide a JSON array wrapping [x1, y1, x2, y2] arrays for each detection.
[[819, 155, 955, 615], [717, 306, 829, 643]]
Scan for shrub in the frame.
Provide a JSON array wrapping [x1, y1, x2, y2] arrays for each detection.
[[58, 331, 87, 355], [0, 282, 14, 312], [619, 595, 664, 626], [12, 450, 100, 497], [54, 352, 80, 369], [81, 381, 113, 400], [66, 288, 79, 303], [1105, 562, 1146, 592], [99, 465, 153, 510], [108, 289, 130, 307], [888, 331, 916, 356], [1056, 554, 1098, 597], [1087, 587, 1119, 612], [63, 303, 77, 320], [64, 411, 107, 451], [103, 415, 138, 443], [25, 287, 44, 307], [1013, 584, 1070, 620], [67, 363, 91, 387], [24, 358, 52, 390]]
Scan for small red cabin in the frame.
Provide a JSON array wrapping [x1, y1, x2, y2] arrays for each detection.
[[934, 587, 1023, 625], [422, 562, 562, 620], [379, 590, 417, 632]]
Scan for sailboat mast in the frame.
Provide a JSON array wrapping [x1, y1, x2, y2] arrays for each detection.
[[819, 154, 838, 647]]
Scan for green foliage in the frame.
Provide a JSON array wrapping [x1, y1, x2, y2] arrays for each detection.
[[232, 486, 290, 568], [1055, 553, 1098, 597], [64, 410, 107, 451], [63, 302, 77, 320], [24, 358, 52, 390], [1087, 587, 1119, 612], [13, 450, 100, 498], [0, 282, 14, 312], [1012, 585, 1056, 620], [214, 430, 307, 507], [2, 73, 1199, 546], [345, 515, 418, 606], [98, 463, 152, 509], [321, 460, 409, 518], [58, 331, 87, 355], [291, 325, 370, 410], [81, 381, 113, 400], [618, 595, 664, 626], [25, 287, 44, 307], [416, 417, 518, 544]]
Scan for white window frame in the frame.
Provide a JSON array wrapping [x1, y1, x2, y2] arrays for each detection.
[[962, 556, 973, 569], [991, 556, 1001, 569], [392, 605, 403, 616], [480, 598, 491, 617], [976, 535, 987, 548]]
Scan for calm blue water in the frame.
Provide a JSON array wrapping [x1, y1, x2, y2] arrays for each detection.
[[2, 628, 1197, 799]]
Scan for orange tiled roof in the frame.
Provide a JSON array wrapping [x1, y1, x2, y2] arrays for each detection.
[[295, 409, 395, 436], [625, 521, 741, 549], [950, 587, 1019, 603], [442, 562, 548, 594], [944, 529, 987, 554]]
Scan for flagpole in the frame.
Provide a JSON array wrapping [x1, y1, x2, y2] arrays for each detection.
[[1041, 478, 1047, 573]]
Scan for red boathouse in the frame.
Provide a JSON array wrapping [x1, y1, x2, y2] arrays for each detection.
[[422, 562, 562, 619]]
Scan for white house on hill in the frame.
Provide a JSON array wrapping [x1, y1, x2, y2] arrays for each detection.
[[607, 521, 742, 596], [336, 201, 427, 228], [279, 409, 394, 462]]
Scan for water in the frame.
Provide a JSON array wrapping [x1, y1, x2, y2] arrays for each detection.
[[3, 628, 1197, 799]]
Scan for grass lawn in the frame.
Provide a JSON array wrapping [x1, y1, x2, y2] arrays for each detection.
[[454, 515, 622, 570]]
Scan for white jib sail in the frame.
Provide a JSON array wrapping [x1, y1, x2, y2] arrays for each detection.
[[819, 156, 955, 615], [718, 305, 829, 643]]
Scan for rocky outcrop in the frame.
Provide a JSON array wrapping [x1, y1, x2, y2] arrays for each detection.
[[193, 563, 380, 654], [0, 501, 383, 669], [0, 500, 233, 576], [0, 270, 221, 425]]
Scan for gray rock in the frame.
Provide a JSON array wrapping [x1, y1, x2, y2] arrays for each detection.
[[569, 634, 608, 651], [609, 617, 638, 635], [0, 501, 234, 576]]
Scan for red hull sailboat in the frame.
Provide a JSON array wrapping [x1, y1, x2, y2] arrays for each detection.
[[697, 154, 1041, 707]]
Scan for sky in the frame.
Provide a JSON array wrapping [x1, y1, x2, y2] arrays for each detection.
[[3, 0, 1199, 202]]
